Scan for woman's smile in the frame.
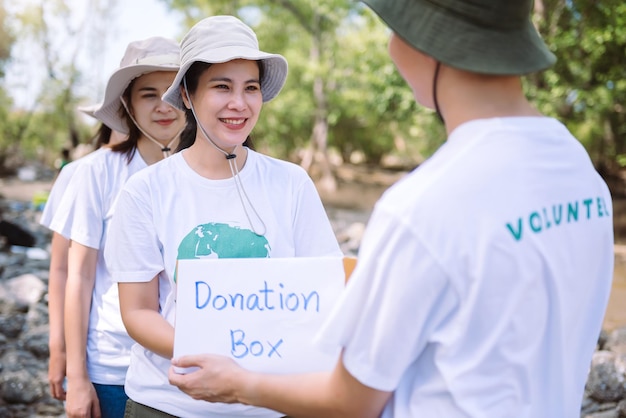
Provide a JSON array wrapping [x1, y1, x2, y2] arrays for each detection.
[[221, 118, 247, 130]]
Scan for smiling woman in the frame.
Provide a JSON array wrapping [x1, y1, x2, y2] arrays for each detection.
[[104, 15, 343, 418]]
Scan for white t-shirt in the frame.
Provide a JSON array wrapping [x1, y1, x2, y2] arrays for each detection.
[[39, 148, 108, 235], [50, 148, 147, 385], [106, 148, 342, 417], [318, 117, 614, 417]]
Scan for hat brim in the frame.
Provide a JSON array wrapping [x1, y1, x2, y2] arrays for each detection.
[[364, 0, 556, 75], [94, 64, 179, 134], [162, 46, 288, 110], [77, 103, 102, 119]]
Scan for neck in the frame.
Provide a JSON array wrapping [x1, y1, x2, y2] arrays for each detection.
[[183, 138, 248, 179], [436, 67, 542, 135], [137, 135, 180, 165]]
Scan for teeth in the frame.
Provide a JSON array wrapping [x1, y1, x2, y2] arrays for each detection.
[[222, 119, 244, 125]]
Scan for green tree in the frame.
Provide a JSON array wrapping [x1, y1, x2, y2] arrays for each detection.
[[531, 0, 626, 181], [0, 0, 17, 173], [0, 0, 14, 78], [2, 0, 117, 172], [161, 1, 433, 188]]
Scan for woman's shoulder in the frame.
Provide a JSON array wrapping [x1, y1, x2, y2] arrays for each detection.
[[77, 147, 128, 170], [65, 147, 114, 178], [123, 152, 182, 188], [251, 150, 309, 177]]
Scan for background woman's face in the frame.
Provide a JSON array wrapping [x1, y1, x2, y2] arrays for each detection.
[[130, 71, 185, 141]]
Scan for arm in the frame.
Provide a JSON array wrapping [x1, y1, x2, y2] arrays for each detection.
[[64, 241, 100, 418], [47, 232, 69, 400], [119, 278, 174, 358], [168, 352, 391, 418]]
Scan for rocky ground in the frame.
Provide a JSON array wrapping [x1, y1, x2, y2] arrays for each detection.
[[1, 169, 626, 417]]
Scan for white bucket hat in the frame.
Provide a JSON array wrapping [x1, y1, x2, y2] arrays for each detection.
[[163, 15, 288, 109], [77, 102, 101, 119], [93, 37, 180, 134]]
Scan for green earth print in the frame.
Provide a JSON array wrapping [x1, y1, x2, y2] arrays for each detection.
[[177, 222, 270, 261]]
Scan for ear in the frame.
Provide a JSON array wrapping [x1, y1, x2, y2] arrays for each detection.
[[180, 85, 191, 110]]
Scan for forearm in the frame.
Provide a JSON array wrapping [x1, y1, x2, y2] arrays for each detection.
[[48, 266, 67, 352], [65, 242, 97, 380], [240, 371, 345, 418], [124, 307, 174, 358], [170, 353, 390, 418], [64, 273, 93, 379], [48, 233, 68, 352], [119, 279, 173, 358], [242, 366, 386, 418]]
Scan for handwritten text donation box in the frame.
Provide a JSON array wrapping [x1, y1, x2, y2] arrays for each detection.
[[174, 257, 347, 374]]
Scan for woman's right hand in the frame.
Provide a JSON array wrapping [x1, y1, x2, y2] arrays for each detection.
[[65, 377, 101, 418], [48, 348, 67, 400]]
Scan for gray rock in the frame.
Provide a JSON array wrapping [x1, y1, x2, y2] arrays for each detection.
[[585, 409, 619, 418], [0, 368, 44, 404], [0, 313, 26, 339], [0, 273, 46, 306], [587, 351, 626, 402], [22, 325, 49, 359], [617, 399, 626, 417], [585, 410, 618, 418], [607, 329, 626, 356]]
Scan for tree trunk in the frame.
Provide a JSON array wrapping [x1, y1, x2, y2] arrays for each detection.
[[301, 13, 336, 192]]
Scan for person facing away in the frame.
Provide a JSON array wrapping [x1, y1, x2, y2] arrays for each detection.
[[104, 15, 342, 418], [48, 36, 186, 418], [40, 103, 126, 403], [55, 148, 72, 172], [166, 1, 615, 417]]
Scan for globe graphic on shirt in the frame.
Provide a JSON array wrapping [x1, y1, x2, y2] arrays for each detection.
[[176, 222, 270, 276]]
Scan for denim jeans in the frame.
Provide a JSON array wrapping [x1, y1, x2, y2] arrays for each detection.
[[92, 383, 128, 418]]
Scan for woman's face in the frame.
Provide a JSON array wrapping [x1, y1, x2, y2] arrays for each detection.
[[388, 33, 436, 108], [186, 59, 262, 150], [129, 70, 185, 142]]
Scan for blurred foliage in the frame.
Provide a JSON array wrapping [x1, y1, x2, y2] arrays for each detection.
[[0, 0, 624, 183], [529, 0, 626, 178], [0, 0, 112, 174], [160, 0, 436, 168], [0, 0, 14, 78]]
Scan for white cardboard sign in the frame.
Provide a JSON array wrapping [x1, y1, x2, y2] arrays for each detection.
[[174, 257, 346, 374]]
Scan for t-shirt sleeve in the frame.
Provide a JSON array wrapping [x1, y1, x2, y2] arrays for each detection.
[[48, 162, 103, 247], [291, 175, 343, 257], [39, 164, 75, 231], [315, 204, 459, 392], [105, 181, 164, 283]]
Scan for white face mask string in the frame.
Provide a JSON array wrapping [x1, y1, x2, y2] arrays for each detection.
[[183, 76, 267, 237], [120, 97, 183, 159]]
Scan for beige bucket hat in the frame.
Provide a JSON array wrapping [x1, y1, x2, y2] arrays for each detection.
[[163, 15, 288, 109], [93, 37, 181, 134]]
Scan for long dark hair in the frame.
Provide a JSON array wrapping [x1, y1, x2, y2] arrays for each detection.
[[109, 80, 142, 163], [175, 61, 263, 152], [92, 123, 113, 148]]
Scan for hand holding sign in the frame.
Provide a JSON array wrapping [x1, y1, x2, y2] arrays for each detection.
[[168, 354, 242, 403]]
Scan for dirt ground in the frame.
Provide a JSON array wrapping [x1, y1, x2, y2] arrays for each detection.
[[1, 169, 625, 332]]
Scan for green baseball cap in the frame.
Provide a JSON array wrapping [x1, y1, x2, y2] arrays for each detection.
[[363, 0, 556, 75]]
